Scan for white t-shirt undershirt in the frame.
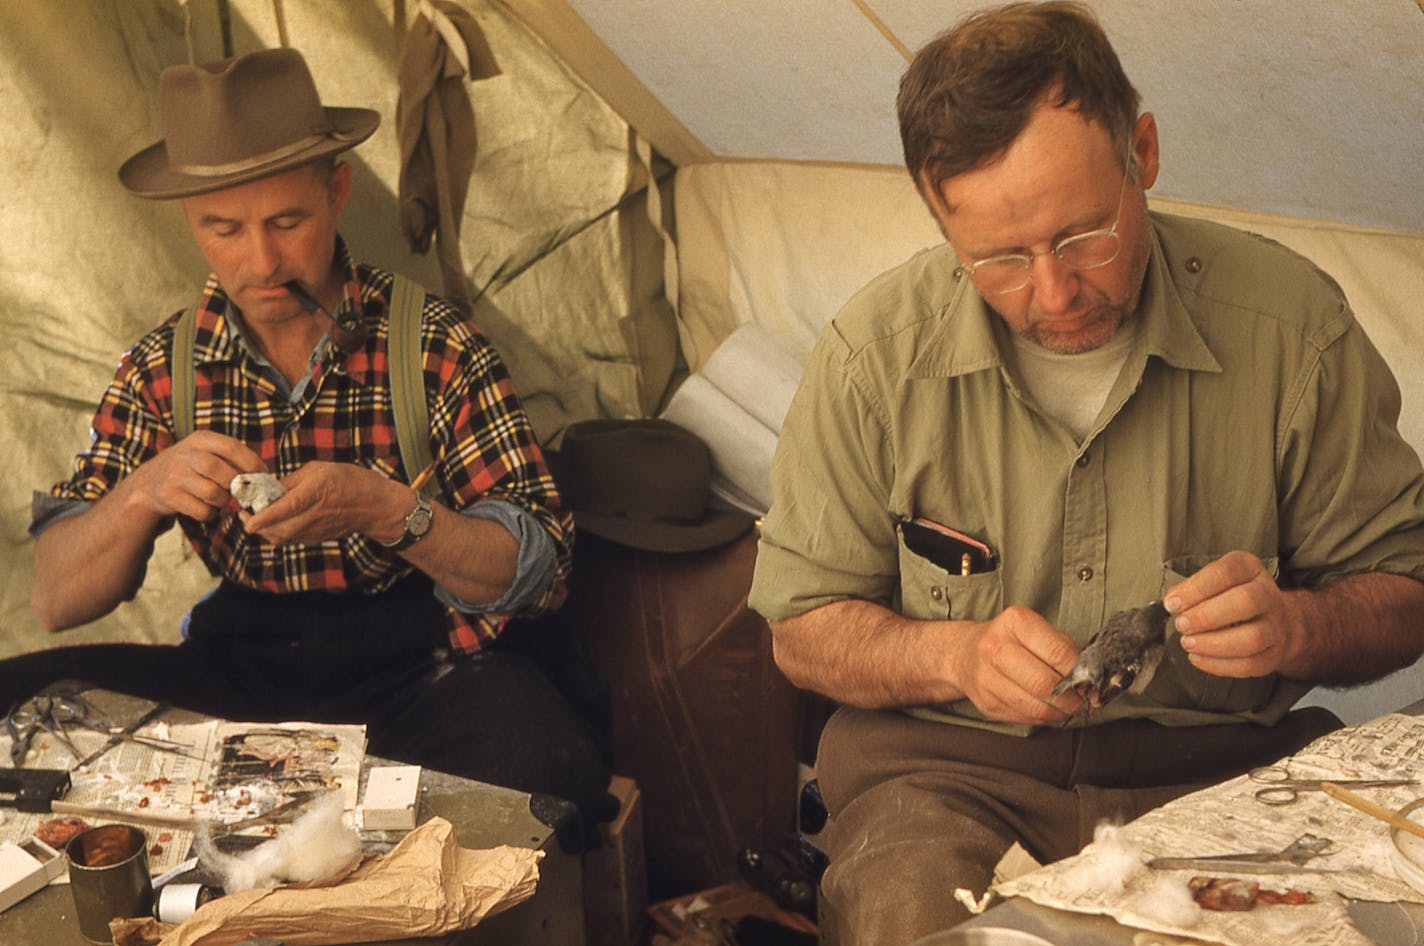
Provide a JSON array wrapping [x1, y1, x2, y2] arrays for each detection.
[[1007, 320, 1138, 444]]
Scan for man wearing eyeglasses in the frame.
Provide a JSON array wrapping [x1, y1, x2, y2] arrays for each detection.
[[749, 3, 1424, 944]]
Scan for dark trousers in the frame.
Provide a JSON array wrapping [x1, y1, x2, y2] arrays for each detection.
[[0, 577, 616, 846], [815, 705, 1343, 946]]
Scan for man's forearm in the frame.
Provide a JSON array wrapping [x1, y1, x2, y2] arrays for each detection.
[[32, 482, 166, 631], [398, 505, 520, 605], [353, 470, 522, 605], [771, 599, 971, 708], [1279, 572, 1424, 685]]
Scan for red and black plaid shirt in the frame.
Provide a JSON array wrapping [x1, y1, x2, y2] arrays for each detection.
[[51, 240, 572, 653]]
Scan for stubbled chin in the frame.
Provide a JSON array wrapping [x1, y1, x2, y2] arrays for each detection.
[[1025, 309, 1127, 354], [1026, 325, 1114, 354]]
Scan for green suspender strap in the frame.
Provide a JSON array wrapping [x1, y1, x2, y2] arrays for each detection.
[[387, 274, 435, 495], [168, 277, 433, 491], [170, 307, 198, 441]]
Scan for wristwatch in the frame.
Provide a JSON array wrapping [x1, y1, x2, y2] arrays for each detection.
[[381, 490, 433, 551]]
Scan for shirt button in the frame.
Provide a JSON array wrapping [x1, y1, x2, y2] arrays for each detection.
[[1185, 257, 1203, 273], [930, 587, 944, 602], [1077, 566, 1094, 582], [1076, 453, 1090, 467]]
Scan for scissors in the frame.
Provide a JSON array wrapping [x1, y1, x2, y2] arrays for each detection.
[[5, 689, 197, 768], [6, 692, 88, 766], [1147, 832, 1338, 873], [1250, 764, 1415, 806]]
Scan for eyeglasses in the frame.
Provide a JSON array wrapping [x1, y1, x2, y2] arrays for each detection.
[[953, 160, 1131, 295]]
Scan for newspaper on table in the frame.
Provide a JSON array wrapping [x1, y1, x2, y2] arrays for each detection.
[[995, 712, 1424, 946], [0, 695, 365, 879]]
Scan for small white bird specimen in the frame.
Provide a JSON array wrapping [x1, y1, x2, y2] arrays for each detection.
[[230, 472, 286, 513]]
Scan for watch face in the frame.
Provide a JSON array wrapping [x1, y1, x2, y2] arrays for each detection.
[[408, 501, 433, 537]]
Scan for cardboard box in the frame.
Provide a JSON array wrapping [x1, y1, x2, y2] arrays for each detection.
[[583, 775, 647, 946], [0, 838, 64, 915], [358, 764, 421, 831]]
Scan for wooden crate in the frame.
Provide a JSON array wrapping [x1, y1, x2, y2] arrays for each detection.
[[584, 775, 648, 946]]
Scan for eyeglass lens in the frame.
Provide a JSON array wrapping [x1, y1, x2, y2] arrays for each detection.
[[972, 232, 1121, 294]]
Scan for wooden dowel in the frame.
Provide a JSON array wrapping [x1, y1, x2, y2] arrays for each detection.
[[1322, 781, 1424, 842]]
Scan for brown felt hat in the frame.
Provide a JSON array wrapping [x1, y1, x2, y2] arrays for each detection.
[[550, 419, 755, 554], [119, 48, 379, 200]]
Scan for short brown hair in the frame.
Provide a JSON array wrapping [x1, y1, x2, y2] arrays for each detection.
[[898, 2, 1140, 198]]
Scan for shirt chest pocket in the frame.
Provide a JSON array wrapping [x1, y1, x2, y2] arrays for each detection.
[[1141, 555, 1282, 713], [896, 533, 1004, 621]]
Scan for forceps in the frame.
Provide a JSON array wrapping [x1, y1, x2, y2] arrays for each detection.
[[5, 689, 199, 768], [6, 693, 88, 766], [1250, 764, 1415, 806]]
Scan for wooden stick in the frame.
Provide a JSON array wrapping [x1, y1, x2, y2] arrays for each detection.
[[1321, 781, 1424, 842], [51, 799, 199, 830]]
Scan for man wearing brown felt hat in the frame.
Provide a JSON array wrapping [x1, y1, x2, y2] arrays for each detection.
[[8, 47, 617, 838]]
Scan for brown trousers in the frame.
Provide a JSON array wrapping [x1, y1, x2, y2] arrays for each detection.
[[815, 705, 1342, 946]]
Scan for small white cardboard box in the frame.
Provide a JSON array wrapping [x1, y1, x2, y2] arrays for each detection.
[[0, 837, 64, 914], [359, 765, 421, 831]]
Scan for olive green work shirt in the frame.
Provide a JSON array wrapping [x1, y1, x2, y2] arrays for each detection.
[[749, 211, 1424, 735]]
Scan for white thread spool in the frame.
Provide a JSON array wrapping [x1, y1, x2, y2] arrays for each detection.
[[154, 882, 220, 923]]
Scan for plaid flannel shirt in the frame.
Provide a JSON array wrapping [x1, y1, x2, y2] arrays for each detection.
[[47, 239, 572, 653]]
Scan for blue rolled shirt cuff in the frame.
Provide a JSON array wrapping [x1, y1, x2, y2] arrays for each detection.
[[30, 492, 89, 538], [437, 499, 558, 615]]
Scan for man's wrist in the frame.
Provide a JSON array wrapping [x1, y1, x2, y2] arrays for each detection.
[[379, 488, 433, 551]]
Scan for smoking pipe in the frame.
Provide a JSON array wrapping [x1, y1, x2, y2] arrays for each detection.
[[284, 280, 366, 353]]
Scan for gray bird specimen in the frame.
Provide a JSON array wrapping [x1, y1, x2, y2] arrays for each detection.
[[1050, 601, 1172, 713]]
